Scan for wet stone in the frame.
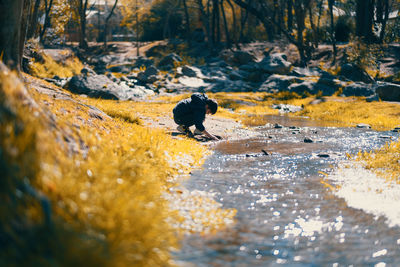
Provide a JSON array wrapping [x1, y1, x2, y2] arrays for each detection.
[[261, 149, 269, 156], [356, 123, 372, 129], [317, 154, 330, 158], [304, 137, 313, 143], [392, 127, 400, 132], [274, 123, 283, 129]]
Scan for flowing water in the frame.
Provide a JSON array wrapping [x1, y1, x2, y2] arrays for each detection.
[[174, 115, 400, 266]]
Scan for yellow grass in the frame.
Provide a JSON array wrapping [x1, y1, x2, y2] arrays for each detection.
[[1, 70, 238, 265], [30, 54, 83, 78], [296, 97, 400, 130], [355, 141, 400, 184]]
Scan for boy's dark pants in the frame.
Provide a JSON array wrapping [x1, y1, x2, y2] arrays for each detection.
[[173, 112, 195, 128]]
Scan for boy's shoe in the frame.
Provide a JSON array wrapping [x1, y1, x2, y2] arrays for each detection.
[[177, 125, 194, 137], [193, 128, 203, 135], [177, 125, 188, 133]]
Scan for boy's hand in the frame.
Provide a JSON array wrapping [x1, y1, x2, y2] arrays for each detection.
[[202, 129, 220, 141]]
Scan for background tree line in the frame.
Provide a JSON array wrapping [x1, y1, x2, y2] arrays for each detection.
[[0, 0, 399, 71]]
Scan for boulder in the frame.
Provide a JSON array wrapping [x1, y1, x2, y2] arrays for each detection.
[[108, 64, 131, 74], [290, 67, 323, 77], [272, 104, 303, 113], [181, 65, 197, 77], [239, 63, 260, 72], [288, 82, 316, 95], [67, 75, 122, 99], [137, 65, 159, 83], [246, 71, 266, 83], [229, 70, 245, 81], [233, 51, 256, 65], [338, 63, 374, 83], [80, 67, 96, 76], [259, 53, 292, 75], [366, 94, 380, 102], [157, 53, 182, 70], [313, 83, 337, 96], [317, 77, 346, 91], [376, 82, 400, 101], [144, 65, 159, 76], [134, 56, 154, 68], [206, 80, 253, 92], [258, 75, 301, 93], [66, 74, 153, 100], [342, 82, 375, 97]]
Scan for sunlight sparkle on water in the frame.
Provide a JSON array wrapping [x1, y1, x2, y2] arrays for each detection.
[[372, 249, 387, 258], [284, 216, 344, 238]]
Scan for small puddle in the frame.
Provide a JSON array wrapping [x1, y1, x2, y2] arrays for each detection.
[[174, 115, 400, 266]]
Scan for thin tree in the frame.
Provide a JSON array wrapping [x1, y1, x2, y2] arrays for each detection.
[[287, 0, 293, 31], [27, 0, 41, 39], [103, 0, 119, 49], [220, 0, 231, 47], [195, 0, 212, 46], [40, 0, 54, 43], [328, 0, 337, 64], [377, 0, 390, 43], [226, 0, 238, 47], [182, 0, 191, 39], [73, 0, 89, 49]]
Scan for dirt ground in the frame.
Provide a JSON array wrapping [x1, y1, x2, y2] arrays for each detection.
[[141, 113, 259, 144]]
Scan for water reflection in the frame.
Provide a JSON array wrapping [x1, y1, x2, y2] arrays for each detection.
[[175, 116, 400, 266]]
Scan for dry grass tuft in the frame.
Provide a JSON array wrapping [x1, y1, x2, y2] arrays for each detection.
[[1, 69, 215, 265], [29, 54, 83, 78]]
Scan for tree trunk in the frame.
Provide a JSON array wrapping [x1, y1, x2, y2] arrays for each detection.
[[77, 0, 89, 49], [27, 0, 41, 39], [239, 7, 248, 43], [287, 0, 293, 31], [20, 0, 32, 68], [40, 0, 53, 43], [379, 0, 389, 42], [220, 0, 231, 47], [317, 0, 324, 34], [328, 0, 337, 64], [294, 0, 310, 66], [226, 0, 238, 47], [182, 0, 190, 39], [356, 0, 374, 42], [196, 0, 212, 46], [211, 0, 221, 44], [0, 0, 25, 71], [308, 2, 317, 48], [103, 0, 119, 50]]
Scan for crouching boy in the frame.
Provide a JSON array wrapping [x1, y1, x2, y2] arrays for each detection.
[[173, 93, 219, 140]]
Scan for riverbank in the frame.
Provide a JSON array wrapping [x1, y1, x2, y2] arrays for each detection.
[[3, 39, 400, 265]]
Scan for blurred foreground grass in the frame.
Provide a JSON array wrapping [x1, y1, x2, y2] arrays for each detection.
[[1, 67, 234, 266]]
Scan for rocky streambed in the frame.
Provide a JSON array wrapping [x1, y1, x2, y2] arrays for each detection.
[[174, 115, 400, 266]]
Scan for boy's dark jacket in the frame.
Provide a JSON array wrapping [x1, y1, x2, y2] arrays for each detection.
[[173, 93, 208, 131]]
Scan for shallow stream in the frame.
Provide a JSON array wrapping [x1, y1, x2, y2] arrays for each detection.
[[175, 115, 400, 266]]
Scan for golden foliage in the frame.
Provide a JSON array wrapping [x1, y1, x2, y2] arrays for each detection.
[[0, 69, 214, 265], [29, 54, 83, 79], [356, 141, 400, 184]]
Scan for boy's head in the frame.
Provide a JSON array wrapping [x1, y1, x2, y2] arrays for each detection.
[[206, 99, 218, 114]]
